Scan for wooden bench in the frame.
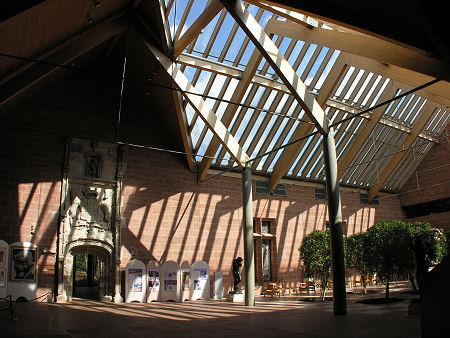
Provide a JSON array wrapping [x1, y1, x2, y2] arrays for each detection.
[[262, 282, 283, 298]]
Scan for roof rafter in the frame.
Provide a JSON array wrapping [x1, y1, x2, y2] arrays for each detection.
[[0, 17, 128, 118], [368, 102, 437, 200], [220, 0, 329, 135], [342, 54, 449, 108], [173, 0, 224, 57], [196, 47, 264, 181], [326, 99, 438, 143], [172, 90, 195, 170], [268, 55, 347, 192], [139, 34, 249, 168], [265, 18, 450, 83]]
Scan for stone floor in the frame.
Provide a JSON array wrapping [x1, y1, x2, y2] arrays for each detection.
[[1, 287, 420, 338]]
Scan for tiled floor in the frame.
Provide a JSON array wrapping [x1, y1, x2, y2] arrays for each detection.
[[1, 288, 420, 337]]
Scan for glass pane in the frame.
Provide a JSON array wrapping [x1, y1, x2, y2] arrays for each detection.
[[262, 239, 271, 282], [261, 221, 270, 234]]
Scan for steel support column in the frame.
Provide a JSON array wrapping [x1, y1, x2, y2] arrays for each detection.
[[322, 127, 347, 315], [242, 164, 255, 306]]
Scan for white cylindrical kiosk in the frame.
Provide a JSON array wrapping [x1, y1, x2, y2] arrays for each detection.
[[191, 261, 210, 300], [160, 261, 181, 302], [9, 242, 38, 301], [125, 259, 146, 303], [146, 260, 160, 302], [214, 271, 223, 299]]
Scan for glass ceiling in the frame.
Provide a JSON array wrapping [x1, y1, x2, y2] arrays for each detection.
[[164, 0, 449, 195]]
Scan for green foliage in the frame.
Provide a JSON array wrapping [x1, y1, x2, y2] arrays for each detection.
[[407, 222, 447, 292], [299, 230, 331, 300], [365, 220, 410, 299], [346, 232, 372, 293]]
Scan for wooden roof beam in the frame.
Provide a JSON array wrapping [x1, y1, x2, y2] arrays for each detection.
[[265, 18, 450, 83], [172, 90, 195, 170], [173, 0, 224, 57], [325, 99, 438, 143], [368, 102, 437, 200], [196, 47, 263, 182], [0, 18, 127, 118], [140, 35, 249, 168], [268, 55, 347, 192], [220, 0, 329, 135], [336, 83, 396, 180], [342, 54, 449, 108]]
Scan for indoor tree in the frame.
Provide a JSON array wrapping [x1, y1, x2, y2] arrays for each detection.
[[346, 231, 372, 294], [299, 230, 332, 301], [365, 220, 410, 300]]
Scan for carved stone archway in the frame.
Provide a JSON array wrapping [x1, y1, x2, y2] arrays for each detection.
[[57, 138, 123, 302], [64, 241, 113, 301]]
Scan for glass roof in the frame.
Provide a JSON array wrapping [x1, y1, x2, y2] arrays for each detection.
[[164, 0, 449, 195]]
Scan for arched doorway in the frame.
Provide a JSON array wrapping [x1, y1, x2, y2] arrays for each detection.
[[66, 244, 113, 301], [73, 253, 101, 299]]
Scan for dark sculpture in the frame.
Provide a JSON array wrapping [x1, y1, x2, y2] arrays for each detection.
[[232, 257, 243, 293]]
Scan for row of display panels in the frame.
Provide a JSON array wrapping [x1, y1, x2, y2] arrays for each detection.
[[125, 259, 223, 303]]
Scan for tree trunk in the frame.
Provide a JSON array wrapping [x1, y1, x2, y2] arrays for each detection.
[[385, 277, 390, 300]]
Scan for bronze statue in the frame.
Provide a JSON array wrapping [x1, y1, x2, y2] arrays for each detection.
[[232, 257, 243, 293]]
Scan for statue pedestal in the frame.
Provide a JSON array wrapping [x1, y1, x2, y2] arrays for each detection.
[[226, 292, 244, 303]]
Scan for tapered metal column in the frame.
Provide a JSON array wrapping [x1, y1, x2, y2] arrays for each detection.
[[322, 127, 347, 315], [242, 164, 255, 306]]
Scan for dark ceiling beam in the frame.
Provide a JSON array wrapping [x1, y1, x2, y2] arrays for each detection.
[[0, 18, 128, 118], [255, 0, 450, 66], [134, 0, 172, 56]]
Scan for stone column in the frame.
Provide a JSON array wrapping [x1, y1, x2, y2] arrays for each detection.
[[242, 164, 255, 306], [322, 127, 347, 315], [114, 146, 124, 303]]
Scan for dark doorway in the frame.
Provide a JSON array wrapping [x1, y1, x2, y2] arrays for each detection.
[[73, 253, 100, 299]]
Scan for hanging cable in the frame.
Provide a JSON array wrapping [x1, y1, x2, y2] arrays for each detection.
[[117, 40, 128, 141]]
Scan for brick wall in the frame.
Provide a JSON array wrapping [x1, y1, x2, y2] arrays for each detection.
[[0, 62, 406, 299], [399, 123, 450, 231]]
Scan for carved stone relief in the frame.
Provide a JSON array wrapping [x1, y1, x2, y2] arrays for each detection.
[[59, 138, 121, 301]]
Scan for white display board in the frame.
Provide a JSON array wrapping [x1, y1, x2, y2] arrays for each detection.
[[8, 242, 38, 301], [146, 260, 160, 302], [180, 261, 191, 302], [214, 271, 223, 299], [0, 240, 9, 299], [125, 259, 146, 303], [160, 261, 181, 302], [191, 261, 210, 300]]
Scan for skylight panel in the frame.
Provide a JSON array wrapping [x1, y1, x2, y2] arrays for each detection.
[[185, 104, 196, 126], [285, 40, 304, 64], [296, 44, 318, 79], [409, 99, 428, 125], [291, 136, 314, 175], [191, 116, 205, 148], [193, 70, 213, 93], [314, 50, 340, 91], [395, 94, 416, 121], [402, 96, 423, 124], [251, 115, 278, 159], [369, 78, 391, 108], [361, 75, 382, 107], [304, 47, 328, 87], [334, 66, 355, 98], [191, 11, 224, 56], [352, 72, 373, 104], [343, 69, 364, 102]]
